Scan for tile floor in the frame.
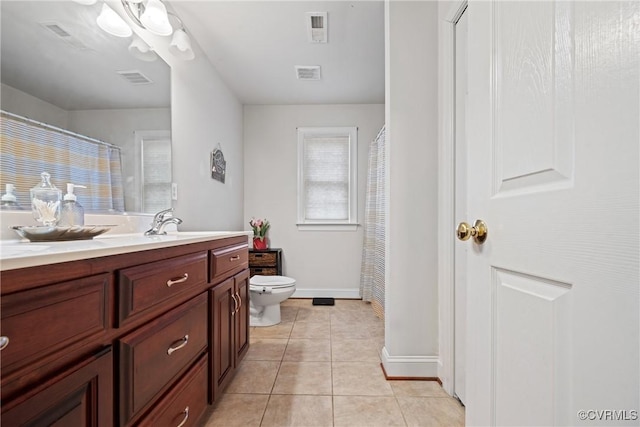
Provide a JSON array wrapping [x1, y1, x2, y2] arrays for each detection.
[[201, 299, 465, 427]]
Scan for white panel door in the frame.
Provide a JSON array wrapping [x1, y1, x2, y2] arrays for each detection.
[[454, 4, 469, 406], [464, 1, 639, 426]]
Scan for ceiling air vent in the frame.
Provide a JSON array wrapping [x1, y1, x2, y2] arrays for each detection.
[[306, 12, 327, 43], [295, 66, 321, 81], [39, 22, 89, 50], [117, 70, 154, 85]]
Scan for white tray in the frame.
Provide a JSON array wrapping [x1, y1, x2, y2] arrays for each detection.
[[11, 225, 114, 242]]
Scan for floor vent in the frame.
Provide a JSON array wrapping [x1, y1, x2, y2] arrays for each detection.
[[117, 70, 154, 85], [295, 65, 321, 81], [306, 12, 327, 43]]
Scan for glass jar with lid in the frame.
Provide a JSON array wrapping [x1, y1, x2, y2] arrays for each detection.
[[30, 172, 62, 226]]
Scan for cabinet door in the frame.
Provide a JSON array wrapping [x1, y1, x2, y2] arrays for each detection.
[[234, 269, 250, 362], [209, 278, 235, 403], [1, 347, 113, 427]]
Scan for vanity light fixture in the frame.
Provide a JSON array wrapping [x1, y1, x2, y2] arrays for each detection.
[[80, 0, 195, 61], [128, 34, 158, 62], [120, 0, 195, 60], [135, 0, 173, 36], [96, 3, 133, 38], [168, 28, 195, 61]]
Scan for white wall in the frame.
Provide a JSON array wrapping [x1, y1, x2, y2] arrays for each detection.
[[382, 0, 440, 377], [167, 59, 244, 232], [1, 83, 68, 128], [244, 104, 384, 297]]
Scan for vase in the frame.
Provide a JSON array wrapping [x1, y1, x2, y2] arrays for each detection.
[[253, 237, 268, 250]]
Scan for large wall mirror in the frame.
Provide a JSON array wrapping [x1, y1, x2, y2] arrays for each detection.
[[0, 0, 171, 214]]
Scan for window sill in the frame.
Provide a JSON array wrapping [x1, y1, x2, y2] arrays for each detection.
[[296, 223, 359, 232]]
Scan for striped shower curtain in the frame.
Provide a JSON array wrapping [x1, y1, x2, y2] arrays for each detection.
[[0, 111, 124, 212], [360, 126, 386, 319]]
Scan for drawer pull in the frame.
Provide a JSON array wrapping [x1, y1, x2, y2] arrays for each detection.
[[167, 273, 189, 287], [0, 336, 8, 350], [167, 335, 189, 355], [254, 253, 264, 258], [229, 255, 241, 261], [176, 406, 189, 427], [231, 294, 239, 316]]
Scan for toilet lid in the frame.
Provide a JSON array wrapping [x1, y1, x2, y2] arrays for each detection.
[[250, 275, 296, 289]]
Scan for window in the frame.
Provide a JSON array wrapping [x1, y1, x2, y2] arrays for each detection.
[[135, 130, 172, 214], [297, 127, 358, 230]]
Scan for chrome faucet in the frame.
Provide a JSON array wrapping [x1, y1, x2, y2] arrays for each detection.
[[145, 208, 183, 236]]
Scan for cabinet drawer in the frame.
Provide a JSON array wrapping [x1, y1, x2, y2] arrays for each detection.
[[119, 293, 208, 425], [210, 244, 248, 281], [248, 251, 277, 266], [0, 274, 109, 376], [119, 252, 207, 326], [2, 347, 113, 427], [250, 267, 278, 276], [138, 355, 208, 427]]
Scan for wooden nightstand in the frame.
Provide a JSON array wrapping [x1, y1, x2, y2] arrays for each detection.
[[248, 248, 282, 277]]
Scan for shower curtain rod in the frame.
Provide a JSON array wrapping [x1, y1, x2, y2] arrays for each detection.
[[1, 110, 122, 152]]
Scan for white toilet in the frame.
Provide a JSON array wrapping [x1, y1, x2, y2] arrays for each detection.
[[249, 275, 296, 327]]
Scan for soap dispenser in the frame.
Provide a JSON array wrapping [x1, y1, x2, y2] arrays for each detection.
[[30, 172, 62, 226], [59, 183, 87, 227], [1, 184, 22, 210]]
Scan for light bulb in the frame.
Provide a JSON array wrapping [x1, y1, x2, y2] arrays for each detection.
[[128, 35, 158, 62], [140, 0, 173, 36], [169, 29, 195, 60], [96, 3, 132, 38]]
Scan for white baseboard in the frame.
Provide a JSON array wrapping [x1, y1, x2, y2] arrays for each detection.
[[291, 288, 361, 299], [381, 346, 440, 378]]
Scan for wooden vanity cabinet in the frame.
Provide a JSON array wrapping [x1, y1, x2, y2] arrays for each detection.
[[1, 346, 113, 427], [118, 252, 208, 327], [137, 355, 209, 427], [0, 235, 249, 427], [119, 293, 208, 425], [0, 274, 109, 383], [209, 268, 250, 403]]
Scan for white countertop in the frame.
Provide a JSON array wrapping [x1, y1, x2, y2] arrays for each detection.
[[0, 231, 251, 271]]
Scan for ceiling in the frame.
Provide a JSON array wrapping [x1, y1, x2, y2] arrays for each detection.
[[0, 1, 384, 110], [166, 1, 385, 105]]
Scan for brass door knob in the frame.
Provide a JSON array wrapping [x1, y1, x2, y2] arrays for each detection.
[[456, 220, 488, 244]]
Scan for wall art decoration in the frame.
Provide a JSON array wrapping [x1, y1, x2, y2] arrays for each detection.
[[211, 146, 226, 183]]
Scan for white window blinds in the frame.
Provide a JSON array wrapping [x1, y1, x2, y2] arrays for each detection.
[[297, 127, 358, 228], [303, 136, 350, 220], [141, 135, 172, 213], [0, 111, 124, 212]]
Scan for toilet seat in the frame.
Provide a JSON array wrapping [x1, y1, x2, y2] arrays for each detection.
[[249, 275, 296, 290], [250, 283, 295, 291]]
